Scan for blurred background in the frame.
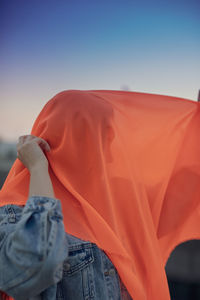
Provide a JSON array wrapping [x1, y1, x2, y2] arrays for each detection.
[[0, 0, 200, 299]]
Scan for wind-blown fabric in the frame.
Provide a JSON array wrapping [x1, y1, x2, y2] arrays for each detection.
[[0, 90, 200, 300]]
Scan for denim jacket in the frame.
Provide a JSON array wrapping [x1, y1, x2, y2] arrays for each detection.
[[0, 196, 132, 300]]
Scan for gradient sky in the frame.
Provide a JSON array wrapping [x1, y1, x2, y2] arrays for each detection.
[[0, 0, 200, 142]]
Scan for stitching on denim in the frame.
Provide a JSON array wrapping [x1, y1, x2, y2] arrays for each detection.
[[6, 206, 16, 223]]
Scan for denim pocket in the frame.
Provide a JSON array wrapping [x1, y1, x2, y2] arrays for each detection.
[[63, 242, 94, 275], [57, 242, 95, 300]]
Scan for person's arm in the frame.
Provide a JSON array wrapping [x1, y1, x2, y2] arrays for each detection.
[[0, 196, 68, 300], [29, 164, 55, 198], [0, 135, 68, 299], [16, 134, 55, 199]]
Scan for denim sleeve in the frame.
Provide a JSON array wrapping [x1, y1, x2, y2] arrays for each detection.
[[0, 196, 69, 300]]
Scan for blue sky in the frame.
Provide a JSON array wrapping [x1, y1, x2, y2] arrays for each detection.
[[0, 0, 200, 142]]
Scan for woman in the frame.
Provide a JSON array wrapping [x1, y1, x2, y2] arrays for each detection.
[[0, 134, 131, 299], [0, 89, 200, 300]]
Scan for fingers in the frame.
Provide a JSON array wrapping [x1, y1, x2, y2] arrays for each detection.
[[36, 138, 51, 151], [17, 135, 51, 152]]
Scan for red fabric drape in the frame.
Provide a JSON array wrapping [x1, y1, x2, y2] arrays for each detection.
[[0, 90, 200, 300]]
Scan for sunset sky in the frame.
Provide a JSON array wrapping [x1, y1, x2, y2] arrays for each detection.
[[0, 0, 200, 142]]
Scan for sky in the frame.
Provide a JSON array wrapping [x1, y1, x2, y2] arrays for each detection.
[[0, 0, 200, 142]]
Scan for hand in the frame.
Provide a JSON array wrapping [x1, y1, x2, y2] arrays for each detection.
[[16, 135, 51, 172]]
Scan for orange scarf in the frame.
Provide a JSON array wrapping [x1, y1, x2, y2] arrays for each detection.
[[0, 90, 200, 300]]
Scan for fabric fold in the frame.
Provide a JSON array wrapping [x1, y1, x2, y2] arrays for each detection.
[[0, 89, 199, 300]]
